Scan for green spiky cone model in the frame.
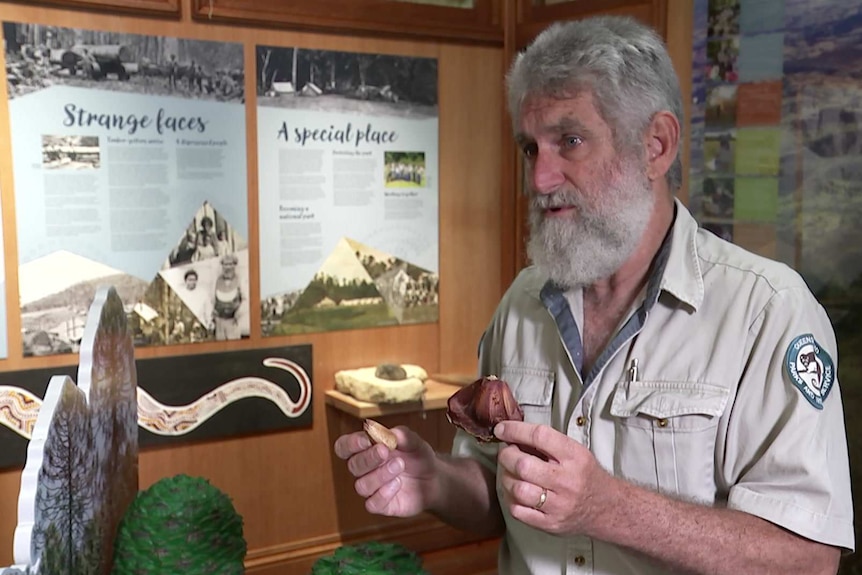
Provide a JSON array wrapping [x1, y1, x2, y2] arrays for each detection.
[[310, 541, 429, 575], [112, 474, 246, 575]]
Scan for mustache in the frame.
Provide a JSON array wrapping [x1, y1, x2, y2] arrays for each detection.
[[530, 188, 585, 211]]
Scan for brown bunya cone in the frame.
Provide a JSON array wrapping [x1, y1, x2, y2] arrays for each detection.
[[446, 375, 523, 442]]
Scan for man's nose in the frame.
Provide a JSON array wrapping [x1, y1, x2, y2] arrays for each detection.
[[530, 151, 565, 195]]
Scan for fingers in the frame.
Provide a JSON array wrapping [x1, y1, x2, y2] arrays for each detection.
[[389, 425, 421, 451], [335, 426, 414, 459], [500, 474, 549, 513], [354, 456, 405, 498], [497, 440, 551, 485], [334, 430, 371, 459], [335, 430, 407, 515], [364, 475, 403, 515], [494, 421, 563, 460], [498, 442, 552, 502]]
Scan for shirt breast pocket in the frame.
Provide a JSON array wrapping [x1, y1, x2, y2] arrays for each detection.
[[500, 367, 554, 427], [610, 380, 729, 500]]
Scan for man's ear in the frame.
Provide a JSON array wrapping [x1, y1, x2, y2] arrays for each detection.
[[644, 111, 680, 182]]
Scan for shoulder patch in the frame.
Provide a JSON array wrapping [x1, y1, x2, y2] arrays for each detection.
[[784, 334, 834, 410]]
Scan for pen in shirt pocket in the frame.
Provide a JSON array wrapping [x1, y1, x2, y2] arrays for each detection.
[[627, 358, 639, 384]]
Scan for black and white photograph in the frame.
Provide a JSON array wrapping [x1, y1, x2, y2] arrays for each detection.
[[129, 201, 250, 346], [18, 252, 148, 358], [164, 201, 246, 269], [3, 22, 244, 102], [257, 46, 437, 117], [42, 135, 100, 170]]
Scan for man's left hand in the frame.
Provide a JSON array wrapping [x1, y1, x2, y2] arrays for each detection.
[[494, 420, 614, 536]]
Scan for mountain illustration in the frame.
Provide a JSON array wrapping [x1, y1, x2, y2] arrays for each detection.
[[19, 251, 148, 357], [263, 237, 439, 335], [19, 251, 127, 307]]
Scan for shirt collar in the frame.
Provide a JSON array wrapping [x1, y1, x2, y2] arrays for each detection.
[[527, 197, 704, 311], [660, 198, 704, 310]]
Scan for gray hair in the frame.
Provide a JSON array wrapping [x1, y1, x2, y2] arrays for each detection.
[[506, 16, 684, 190]]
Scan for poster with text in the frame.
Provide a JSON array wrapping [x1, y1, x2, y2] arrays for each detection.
[[3, 22, 248, 356], [256, 46, 439, 335]]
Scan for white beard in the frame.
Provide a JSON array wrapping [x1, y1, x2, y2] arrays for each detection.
[[526, 160, 655, 289]]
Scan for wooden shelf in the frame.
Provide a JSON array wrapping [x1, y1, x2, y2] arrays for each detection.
[[429, 373, 476, 386], [325, 379, 462, 419]]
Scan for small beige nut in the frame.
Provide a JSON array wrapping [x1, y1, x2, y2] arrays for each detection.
[[363, 419, 397, 450]]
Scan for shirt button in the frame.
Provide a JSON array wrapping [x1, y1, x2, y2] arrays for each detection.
[[576, 416, 586, 426], [574, 555, 586, 566], [656, 418, 669, 428]]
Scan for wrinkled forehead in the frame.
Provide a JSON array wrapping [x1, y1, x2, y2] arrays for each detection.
[[516, 91, 608, 139]]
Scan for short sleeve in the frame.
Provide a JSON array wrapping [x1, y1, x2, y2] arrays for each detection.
[[451, 318, 503, 467], [721, 286, 854, 550]]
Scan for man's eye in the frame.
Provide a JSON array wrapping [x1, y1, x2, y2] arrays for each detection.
[[563, 136, 582, 148], [522, 142, 538, 158]]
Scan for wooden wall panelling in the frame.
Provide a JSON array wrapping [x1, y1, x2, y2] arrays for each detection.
[[0, 3, 505, 572], [8, 0, 180, 17], [437, 41, 505, 374], [0, 472, 19, 561], [665, 0, 694, 205], [499, 0, 520, 290], [192, 0, 503, 45]]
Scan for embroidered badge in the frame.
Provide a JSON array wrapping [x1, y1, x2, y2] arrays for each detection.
[[784, 334, 834, 410]]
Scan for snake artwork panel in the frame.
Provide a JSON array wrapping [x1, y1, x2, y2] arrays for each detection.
[[0, 337, 313, 470]]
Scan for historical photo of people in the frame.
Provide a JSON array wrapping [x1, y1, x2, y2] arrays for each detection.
[[130, 202, 249, 345], [41, 135, 101, 169], [384, 151, 426, 187], [3, 22, 244, 102], [257, 45, 437, 118]]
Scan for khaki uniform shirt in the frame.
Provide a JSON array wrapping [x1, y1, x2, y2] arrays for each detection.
[[453, 200, 854, 574]]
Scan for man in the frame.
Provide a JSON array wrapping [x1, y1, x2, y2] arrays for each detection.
[[168, 54, 179, 90], [177, 268, 212, 335], [334, 15, 853, 575]]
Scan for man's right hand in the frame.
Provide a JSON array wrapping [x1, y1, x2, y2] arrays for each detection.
[[334, 425, 439, 517]]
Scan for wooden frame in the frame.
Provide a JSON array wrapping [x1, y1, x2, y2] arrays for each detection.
[[515, 0, 667, 48], [18, 0, 180, 16], [192, 0, 503, 44]]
